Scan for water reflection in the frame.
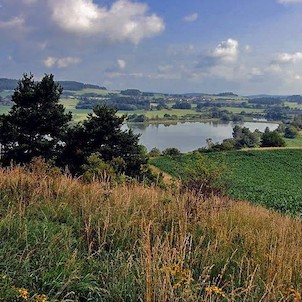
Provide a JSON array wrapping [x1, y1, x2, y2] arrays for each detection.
[[123, 121, 278, 152]]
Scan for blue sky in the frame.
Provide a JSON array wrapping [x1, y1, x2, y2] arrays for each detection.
[[1, 0, 302, 94]]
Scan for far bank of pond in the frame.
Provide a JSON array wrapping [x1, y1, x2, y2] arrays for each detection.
[[124, 121, 279, 152]]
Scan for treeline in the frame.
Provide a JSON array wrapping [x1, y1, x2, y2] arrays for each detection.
[[203, 125, 286, 151], [76, 96, 151, 111], [0, 78, 106, 91], [248, 97, 282, 105]]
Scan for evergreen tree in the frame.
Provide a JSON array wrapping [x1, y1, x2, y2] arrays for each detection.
[[60, 105, 147, 177], [0, 73, 72, 165]]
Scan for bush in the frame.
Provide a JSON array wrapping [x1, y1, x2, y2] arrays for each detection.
[[261, 131, 286, 147], [181, 153, 228, 197], [81, 153, 116, 182], [149, 147, 161, 157], [284, 126, 299, 139], [162, 147, 181, 156]]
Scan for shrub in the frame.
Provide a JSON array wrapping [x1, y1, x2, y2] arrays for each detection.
[[162, 147, 181, 156]]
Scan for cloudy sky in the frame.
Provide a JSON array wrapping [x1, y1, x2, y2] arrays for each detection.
[[1, 0, 302, 94]]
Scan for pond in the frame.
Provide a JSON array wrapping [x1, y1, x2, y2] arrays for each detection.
[[124, 121, 279, 152]]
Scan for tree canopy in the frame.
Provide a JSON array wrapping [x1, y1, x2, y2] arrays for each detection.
[[0, 73, 72, 165], [0, 74, 147, 177], [60, 106, 147, 176]]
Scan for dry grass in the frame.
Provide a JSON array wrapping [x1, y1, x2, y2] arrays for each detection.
[[0, 163, 301, 301]]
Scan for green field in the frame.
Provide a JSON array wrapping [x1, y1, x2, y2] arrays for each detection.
[[59, 98, 79, 109], [73, 88, 119, 96], [145, 108, 200, 119], [284, 135, 302, 147], [150, 149, 302, 215], [0, 105, 10, 115], [220, 106, 264, 114]]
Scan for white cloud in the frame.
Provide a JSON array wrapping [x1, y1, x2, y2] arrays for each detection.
[[43, 56, 81, 68], [48, 0, 165, 44], [0, 16, 24, 29], [278, 0, 302, 4], [43, 57, 56, 68], [183, 13, 198, 22], [274, 52, 302, 63], [117, 59, 126, 69], [212, 38, 239, 63]]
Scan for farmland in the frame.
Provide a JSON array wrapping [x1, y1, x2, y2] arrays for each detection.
[[150, 149, 302, 216]]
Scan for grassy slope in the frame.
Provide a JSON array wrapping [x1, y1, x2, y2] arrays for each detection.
[[0, 164, 301, 301], [150, 149, 302, 215]]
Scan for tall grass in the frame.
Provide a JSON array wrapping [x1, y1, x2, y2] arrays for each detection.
[[0, 163, 301, 301]]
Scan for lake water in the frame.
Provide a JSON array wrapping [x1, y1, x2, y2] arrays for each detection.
[[124, 121, 279, 152]]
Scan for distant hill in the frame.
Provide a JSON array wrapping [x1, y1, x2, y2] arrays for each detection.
[[0, 78, 106, 91], [245, 94, 288, 98], [183, 93, 208, 97], [59, 81, 106, 91], [0, 78, 18, 90]]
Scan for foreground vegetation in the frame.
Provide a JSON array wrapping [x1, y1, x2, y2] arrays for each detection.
[[150, 149, 302, 216], [0, 163, 302, 301]]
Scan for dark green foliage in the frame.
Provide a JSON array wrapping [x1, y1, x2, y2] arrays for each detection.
[[127, 114, 148, 122], [0, 74, 72, 165], [76, 96, 150, 111], [248, 97, 282, 105], [265, 106, 288, 120], [162, 147, 181, 156], [261, 130, 285, 147], [172, 101, 191, 109], [59, 81, 106, 91], [148, 147, 161, 157], [286, 95, 302, 103], [208, 125, 261, 151], [232, 125, 261, 148], [120, 89, 142, 96], [284, 126, 299, 138], [60, 105, 147, 177]]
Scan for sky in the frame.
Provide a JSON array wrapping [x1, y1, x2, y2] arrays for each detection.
[[1, 0, 302, 95]]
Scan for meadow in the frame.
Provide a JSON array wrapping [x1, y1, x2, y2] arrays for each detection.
[[0, 162, 301, 301], [150, 149, 302, 216]]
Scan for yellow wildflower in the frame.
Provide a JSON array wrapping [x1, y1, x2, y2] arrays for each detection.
[[35, 294, 47, 302], [205, 285, 226, 298], [17, 288, 29, 300]]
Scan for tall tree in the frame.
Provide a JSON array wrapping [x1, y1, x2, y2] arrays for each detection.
[[0, 73, 72, 165], [60, 105, 147, 177]]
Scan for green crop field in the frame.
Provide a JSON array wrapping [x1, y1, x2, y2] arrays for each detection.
[[150, 149, 302, 215], [74, 88, 119, 96]]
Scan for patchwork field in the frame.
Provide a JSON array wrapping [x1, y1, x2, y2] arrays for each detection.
[[150, 149, 302, 216]]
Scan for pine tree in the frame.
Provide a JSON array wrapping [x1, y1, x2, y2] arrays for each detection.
[[60, 105, 147, 176], [0, 73, 72, 165]]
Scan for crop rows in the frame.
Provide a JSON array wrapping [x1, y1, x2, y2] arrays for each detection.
[[150, 149, 302, 216]]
